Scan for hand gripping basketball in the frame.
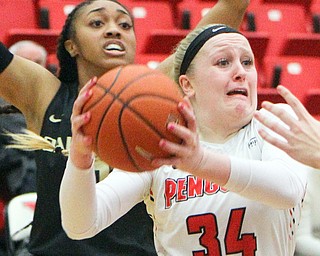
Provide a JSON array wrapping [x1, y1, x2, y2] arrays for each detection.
[[82, 64, 186, 172]]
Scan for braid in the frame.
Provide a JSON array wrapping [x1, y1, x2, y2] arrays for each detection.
[[57, 2, 88, 83], [0, 104, 22, 114]]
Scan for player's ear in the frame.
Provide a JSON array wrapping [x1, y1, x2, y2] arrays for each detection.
[[64, 39, 79, 57], [179, 75, 195, 97]]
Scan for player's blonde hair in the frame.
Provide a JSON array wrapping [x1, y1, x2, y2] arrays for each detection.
[[173, 24, 240, 86], [4, 129, 68, 156], [173, 24, 214, 85], [4, 128, 109, 176], [0, 104, 66, 154]]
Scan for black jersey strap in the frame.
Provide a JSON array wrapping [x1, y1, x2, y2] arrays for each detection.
[[0, 42, 14, 73]]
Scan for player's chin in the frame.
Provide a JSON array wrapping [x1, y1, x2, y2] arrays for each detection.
[[234, 102, 255, 119], [104, 58, 133, 70]]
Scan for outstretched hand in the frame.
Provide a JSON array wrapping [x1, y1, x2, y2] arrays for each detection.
[[254, 85, 320, 169], [69, 77, 97, 169], [151, 97, 205, 173]]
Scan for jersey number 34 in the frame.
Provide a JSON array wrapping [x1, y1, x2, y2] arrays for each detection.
[[187, 208, 257, 255]]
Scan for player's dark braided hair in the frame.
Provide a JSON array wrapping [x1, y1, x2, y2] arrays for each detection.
[[57, 0, 134, 83], [57, 1, 88, 83]]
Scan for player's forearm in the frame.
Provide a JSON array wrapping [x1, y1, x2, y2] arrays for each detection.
[[60, 158, 149, 240], [197, 0, 249, 30], [193, 148, 306, 209], [226, 157, 306, 209], [60, 158, 98, 240]]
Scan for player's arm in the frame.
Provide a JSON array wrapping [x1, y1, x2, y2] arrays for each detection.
[[60, 157, 151, 240], [157, 0, 249, 75], [0, 42, 60, 133], [194, 0, 249, 30], [152, 97, 306, 209]]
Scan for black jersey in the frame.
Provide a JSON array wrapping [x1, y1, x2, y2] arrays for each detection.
[[28, 82, 156, 255]]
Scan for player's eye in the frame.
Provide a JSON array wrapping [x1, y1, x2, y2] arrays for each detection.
[[217, 58, 229, 67], [242, 58, 253, 67], [119, 22, 133, 30], [90, 19, 104, 28]]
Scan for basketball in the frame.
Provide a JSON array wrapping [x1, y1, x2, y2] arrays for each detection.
[[82, 64, 186, 172]]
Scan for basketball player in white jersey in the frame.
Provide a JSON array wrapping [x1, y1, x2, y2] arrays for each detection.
[[60, 24, 307, 255]]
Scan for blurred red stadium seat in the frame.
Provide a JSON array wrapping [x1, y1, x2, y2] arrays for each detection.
[[38, 0, 81, 30], [305, 88, 320, 116], [261, 0, 313, 13], [5, 0, 80, 53], [281, 33, 320, 57], [135, 53, 169, 69], [0, 0, 38, 45], [6, 29, 59, 55], [244, 4, 308, 57], [177, 0, 218, 29], [257, 88, 286, 109], [264, 56, 320, 105], [312, 0, 320, 13], [311, 0, 320, 33], [128, 0, 182, 2], [125, 1, 176, 54], [242, 31, 270, 63], [142, 29, 187, 54]]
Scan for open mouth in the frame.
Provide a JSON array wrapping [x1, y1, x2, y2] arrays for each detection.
[[227, 88, 248, 97], [104, 43, 125, 52]]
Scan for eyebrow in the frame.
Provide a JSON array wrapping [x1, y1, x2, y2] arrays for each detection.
[[87, 7, 130, 17]]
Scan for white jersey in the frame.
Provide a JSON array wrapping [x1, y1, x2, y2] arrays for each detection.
[[60, 105, 307, 256], [147, 117, 304, 256]]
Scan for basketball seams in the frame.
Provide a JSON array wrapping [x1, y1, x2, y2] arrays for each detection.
[[120, 94, 179, 139], [95, 69, 175, 160], [116, 70, 158, 96], [94, 69, 157, 156], [83, 64, 185, 172], [84, 66, 123, 111], [118, 95, 179, 172], [92, 67, 126, 154]]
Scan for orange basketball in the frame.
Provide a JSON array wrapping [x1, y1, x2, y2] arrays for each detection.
[[82, 64, 186, 172]]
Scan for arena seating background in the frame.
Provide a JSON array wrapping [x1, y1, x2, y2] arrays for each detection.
[[1, 0, 319, 112], [0, 0, 319, 246]]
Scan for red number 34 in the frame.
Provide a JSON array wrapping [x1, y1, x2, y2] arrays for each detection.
[[187, 208, 257, 256]]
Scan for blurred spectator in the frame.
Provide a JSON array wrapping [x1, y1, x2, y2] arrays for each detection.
[[0, 100, 37, 254], [295, 168, 320, 255], [0, 40, 48, 254], [9, 40, 58, 75], [9, 40, 47, 67]]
